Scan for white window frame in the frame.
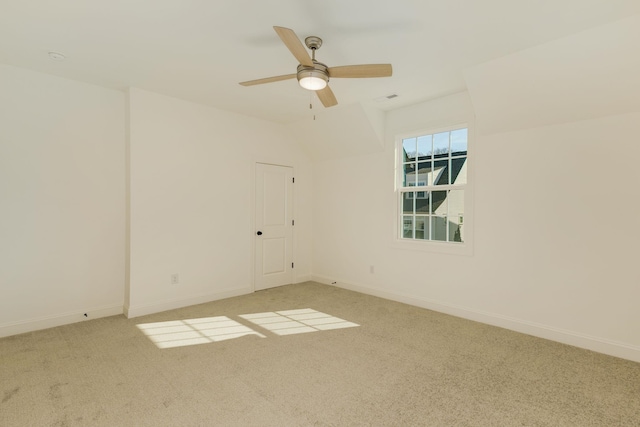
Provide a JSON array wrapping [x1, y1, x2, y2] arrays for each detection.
[[393, 123, 473, 256]]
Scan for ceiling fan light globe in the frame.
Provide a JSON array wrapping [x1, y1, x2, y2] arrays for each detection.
[[299, 76, 327, 90]]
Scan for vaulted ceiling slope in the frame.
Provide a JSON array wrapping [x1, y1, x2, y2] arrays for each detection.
[[465, 14, 640, 135], [1, 1, 639, 126]]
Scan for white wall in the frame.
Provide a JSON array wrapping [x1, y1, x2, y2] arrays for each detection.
[[0, 65, 126, 337], [473, 112, 640, 343], [286, 103, 385, 161], [465, 14, 640, 136], [127, 88, 312, 317], [311, 91, 640, 362]]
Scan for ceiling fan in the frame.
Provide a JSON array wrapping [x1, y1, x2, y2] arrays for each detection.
[[239, 26, 392, 108]]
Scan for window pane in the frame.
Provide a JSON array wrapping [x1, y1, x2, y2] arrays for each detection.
[[402, 216, 413, 238], [448, 189, 464, 218], [417, 135, 432, 158], [451, 128, 468, 155], [415, 216, 427, 240], [416, 161, 432, 186], [450, 220, 463, 243], [450, 157, 467, 185], [433, 132, 450, 156], [403, 162, 416, 187], [433, 159, 448, 185], [430, 190, 448, 214], [402, 192, 415, 214], [431, 216, 448, 241], [448, 189, 464, 243], [402, 138, 417, 161], [414, 194, 429, 214]]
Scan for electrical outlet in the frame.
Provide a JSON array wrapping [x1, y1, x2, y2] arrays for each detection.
[[171, 273, 180, 285]]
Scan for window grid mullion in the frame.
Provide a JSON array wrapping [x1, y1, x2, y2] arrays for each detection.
[[416, 194, 421, 241], [445, 190, 450, 242], [428, 191, 432, 241]]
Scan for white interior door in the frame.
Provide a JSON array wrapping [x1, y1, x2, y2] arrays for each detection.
[[254, 163, 293, 291]]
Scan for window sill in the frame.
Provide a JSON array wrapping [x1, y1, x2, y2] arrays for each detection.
[[391, 238, 473, 256]]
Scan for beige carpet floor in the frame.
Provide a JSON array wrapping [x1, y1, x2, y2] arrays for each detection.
[[1, 282, 639, 426]]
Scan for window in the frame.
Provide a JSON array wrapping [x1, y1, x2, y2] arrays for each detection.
[[397, 126, 467, 244]]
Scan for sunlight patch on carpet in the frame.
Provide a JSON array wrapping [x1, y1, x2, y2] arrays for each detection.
[[137, 316, 266, 349], [137, 309, 359, 348], [239, 309, 359, 336]]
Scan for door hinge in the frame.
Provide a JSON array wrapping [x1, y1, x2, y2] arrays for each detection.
[[292, 177, 295, 183], [292, 219, 295, 226], [291, 262, 294, 268]]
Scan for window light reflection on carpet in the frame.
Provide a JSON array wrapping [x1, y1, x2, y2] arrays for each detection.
[[136, 316, 265, 349], [240, 309, 359, 336], [137, 309, 359, 349]]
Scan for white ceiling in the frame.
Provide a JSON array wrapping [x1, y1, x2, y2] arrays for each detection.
[[1, 0, 639, 124]]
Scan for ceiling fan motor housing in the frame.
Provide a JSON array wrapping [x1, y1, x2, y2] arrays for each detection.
[[297, 61, 329, 90]]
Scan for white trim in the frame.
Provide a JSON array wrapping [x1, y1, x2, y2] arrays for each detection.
[[0, 304, 123, 338], [391, 237, 473, 256], [310, 275, 640, 363], [293, 274, 313, 284], [125, 286, 252, 318]]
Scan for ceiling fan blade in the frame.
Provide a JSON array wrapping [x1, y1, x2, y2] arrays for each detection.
[[316, 85, 338, 108], [273, 26, 313, 66], [328, 64, 393, 78], [239, 74, 296, 86]]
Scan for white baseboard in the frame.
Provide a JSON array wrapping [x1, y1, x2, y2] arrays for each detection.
[[310, 275, 640, 363], [125, 286, 253, 319], [294, 274, 313, 284], [0, 304, 124, 338]]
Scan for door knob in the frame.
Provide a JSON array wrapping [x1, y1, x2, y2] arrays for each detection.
[[256, 231, 263, 236]]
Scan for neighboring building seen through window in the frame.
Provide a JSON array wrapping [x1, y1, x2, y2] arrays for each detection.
[[399, 127, 467, 243]]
